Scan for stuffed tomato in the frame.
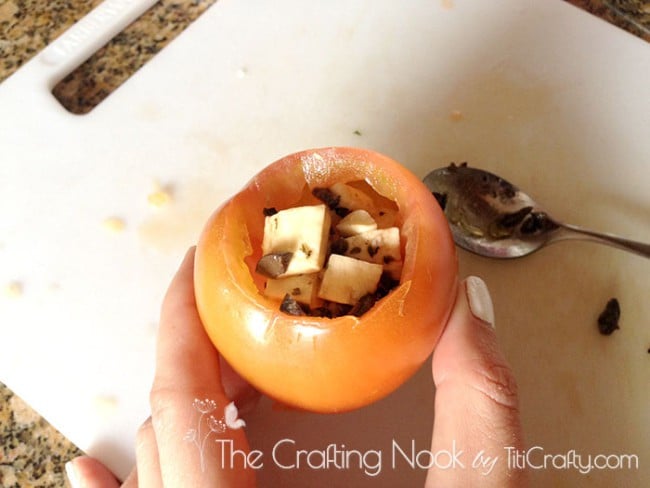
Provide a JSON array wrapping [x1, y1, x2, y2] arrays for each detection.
[[194, 147, 458, 412]]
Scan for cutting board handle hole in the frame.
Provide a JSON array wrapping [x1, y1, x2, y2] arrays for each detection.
[[51, 0, 218, 115]]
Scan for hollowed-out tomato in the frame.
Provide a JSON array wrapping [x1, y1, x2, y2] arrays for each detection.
[[194, 147, 458, 412]]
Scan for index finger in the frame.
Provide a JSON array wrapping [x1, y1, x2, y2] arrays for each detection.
[[149, 247, 254, 487], [154, 246, 222, 391]]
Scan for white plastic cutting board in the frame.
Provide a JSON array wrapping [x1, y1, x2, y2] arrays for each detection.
[[1, 0, 649, 486]]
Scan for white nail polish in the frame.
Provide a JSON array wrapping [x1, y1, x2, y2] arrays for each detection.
[[65, 461, 81, 488], [465, 276, 495, 328]]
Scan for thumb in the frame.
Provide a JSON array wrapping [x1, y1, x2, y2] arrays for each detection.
[[426, 276, 527, 487], [65, 456, 123, 488]]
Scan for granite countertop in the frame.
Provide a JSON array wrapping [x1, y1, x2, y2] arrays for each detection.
[[0, 0, 648, 486]]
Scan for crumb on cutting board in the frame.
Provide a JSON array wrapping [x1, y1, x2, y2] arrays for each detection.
[[4, 281, 23, 298], [92, 395, 119, 418], [441, 0, 454, 10], [102, 216, 126, 233], [147, 183, 173, 209], [449, 109, 464, 121]]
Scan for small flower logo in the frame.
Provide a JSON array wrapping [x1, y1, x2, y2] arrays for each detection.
[[208, 415, 226, 434], [193, 398, 218, 414], [185, 398, 246, 472]]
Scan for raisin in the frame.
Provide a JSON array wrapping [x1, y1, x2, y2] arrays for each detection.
[[597, 298, 620, 335], [280, 294, 306, 316], [312, 187, 340, 209], [350, 294, 377, 317], [255, 252, 293, 278]]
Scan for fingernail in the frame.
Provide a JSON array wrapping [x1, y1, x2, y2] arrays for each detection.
[[65, 460, 81, 488], [465, 276, 495, 328]]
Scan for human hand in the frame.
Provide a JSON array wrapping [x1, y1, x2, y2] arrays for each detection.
[[66, 251, 526, 487], [66, 247, 257, 487], [426, 276, 527, 487]]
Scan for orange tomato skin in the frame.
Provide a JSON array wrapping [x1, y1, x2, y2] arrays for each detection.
[[195, 147, 458, 412]]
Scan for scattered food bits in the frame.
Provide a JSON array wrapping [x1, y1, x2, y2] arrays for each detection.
[[312, 187, 340, 210], [449, 109, 463, 121], [92, 395, 119, 417], [103, 216, 126, 233], [4, 281, 23, 298], [353, 130, 362, 136], [147, 187, 172, 208], [597, 298, 620, 335]]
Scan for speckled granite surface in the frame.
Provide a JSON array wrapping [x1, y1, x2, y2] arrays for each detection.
[[0, 0, 648, 486], [0, 382, 83, 487]]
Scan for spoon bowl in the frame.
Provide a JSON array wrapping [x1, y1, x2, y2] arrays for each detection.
[[423, 163, 650, 259]]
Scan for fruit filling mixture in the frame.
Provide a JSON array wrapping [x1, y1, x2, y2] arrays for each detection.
[[254, 182, 403, 318]]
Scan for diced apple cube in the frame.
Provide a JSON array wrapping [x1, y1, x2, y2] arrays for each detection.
[[265, 273, 320, 306], [318, 254, 383, 305], [335, 210, 377, 237], [343, 227, 401, 265], [262, 204, 331, 277], [329, 183, 375, 213]]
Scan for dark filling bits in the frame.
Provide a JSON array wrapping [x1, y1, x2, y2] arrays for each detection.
[[597, 298, 621, 336], [311, 187, 341, 210], [330, 238, 348, 255], [498, 206, 533, 229], [259, 183, 402, 319], [349, 294, 377, 317], [255, 252, 293, 278], [520, 211, 559, 235], [312, 187, 350, 217], [280, 294, 307, 316]]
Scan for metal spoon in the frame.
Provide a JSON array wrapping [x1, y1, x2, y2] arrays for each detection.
[[423, 163, 650, 259]]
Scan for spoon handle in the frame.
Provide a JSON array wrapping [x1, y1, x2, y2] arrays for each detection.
[[553, 223, 650, 258]]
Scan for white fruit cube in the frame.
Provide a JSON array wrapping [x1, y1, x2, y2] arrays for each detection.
[[335, 209, 377, 237], [318, 254, 383, 305], [262, 204, 331, 277], [343, 227, 401, 265], [265, 273, 320, 306], [330, 183, 375, 212]]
